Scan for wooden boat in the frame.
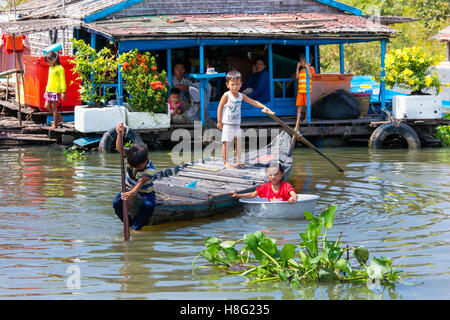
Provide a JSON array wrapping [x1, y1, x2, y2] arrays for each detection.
[[239, 194, 320, 219], [145, 131, 294, 225]]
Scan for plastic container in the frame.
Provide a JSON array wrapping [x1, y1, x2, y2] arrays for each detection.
[[311, 73, 353, 104], [22, 55, 81, 112], [43, 43, 62, 54], [352, 92, 372, 117]]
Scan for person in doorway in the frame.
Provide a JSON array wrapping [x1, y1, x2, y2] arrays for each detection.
[[169, 88, 190, 124], [245, 57, 270, 103], [295, 53, 315, 129], [172, 62, 191, 103], [217, 70, 273, 169], [232, 160, 297, 203], [44, 51, 66, 129]]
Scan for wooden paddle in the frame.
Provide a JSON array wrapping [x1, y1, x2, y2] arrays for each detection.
[[119, 127, 130, 241], [263, 110, 345, 172]]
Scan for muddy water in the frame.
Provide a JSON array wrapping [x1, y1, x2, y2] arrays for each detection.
[[0, 146, 448, 299]]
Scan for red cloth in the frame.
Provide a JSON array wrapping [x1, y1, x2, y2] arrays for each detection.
[[1, 34, 27, 53], [256, 181, 295, 202]]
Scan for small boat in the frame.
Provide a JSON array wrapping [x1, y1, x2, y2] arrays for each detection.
[[239, 194, 320, 219], [144, 131, 294, 225]]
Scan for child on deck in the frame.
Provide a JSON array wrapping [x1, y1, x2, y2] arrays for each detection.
[[295, 53, 315, 130], [217, 70, 273, 169], [44, 51, 66, 129], [112, 123, 156, 232], [169, 88, 190, 124], [232, 161, 298, 203]]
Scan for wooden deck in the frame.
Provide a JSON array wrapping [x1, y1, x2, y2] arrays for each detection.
[[1, 98, 448, 148]]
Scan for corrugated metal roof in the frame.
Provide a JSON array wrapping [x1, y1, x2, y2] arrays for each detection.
[[0, 18, 81, 34], [88, 13, 397, 40]]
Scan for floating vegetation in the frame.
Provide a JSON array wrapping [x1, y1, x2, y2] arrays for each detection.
[[193, 205, 404, 288], [63, 145, 87, 161]]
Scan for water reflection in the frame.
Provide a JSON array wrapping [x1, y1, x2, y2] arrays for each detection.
[[0, 146, 449, 299]]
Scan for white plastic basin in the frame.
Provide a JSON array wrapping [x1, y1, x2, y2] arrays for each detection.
[[239, 194, 320, 219]]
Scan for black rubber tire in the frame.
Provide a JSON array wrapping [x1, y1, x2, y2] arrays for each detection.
[[369, 122, 421, 149], [98, 126, 144, 153]]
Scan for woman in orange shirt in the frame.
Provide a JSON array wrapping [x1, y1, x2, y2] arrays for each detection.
[[295, 53, 315, 130]]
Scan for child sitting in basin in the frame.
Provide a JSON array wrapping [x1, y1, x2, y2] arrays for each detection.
[[232, 161, 298, 203], [112, 123, 156, 232]]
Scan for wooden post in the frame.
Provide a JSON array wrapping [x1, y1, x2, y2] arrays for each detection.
[[119, 129, 130, 241], [12, 34, 22, 126]]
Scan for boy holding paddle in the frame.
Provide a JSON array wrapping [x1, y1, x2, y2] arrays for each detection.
[[217, 70, 273, 169], [113, 123, 156, 232]]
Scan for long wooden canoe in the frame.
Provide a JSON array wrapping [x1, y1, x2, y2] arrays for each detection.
[[144, 131, 294, 225]]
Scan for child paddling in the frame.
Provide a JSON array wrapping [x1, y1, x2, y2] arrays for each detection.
[[232, 161, 298, 203], [112, 123, 156, 232]]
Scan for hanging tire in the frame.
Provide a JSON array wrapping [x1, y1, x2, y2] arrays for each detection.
[[369, 122, 421, 149], [98, 126, 144, 153]]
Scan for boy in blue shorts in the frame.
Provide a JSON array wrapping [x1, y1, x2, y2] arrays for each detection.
[[113, 123, 156, 232]]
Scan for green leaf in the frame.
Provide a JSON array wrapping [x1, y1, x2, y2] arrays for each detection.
[[254, 231, 264, 242], [205, 236, 221, 248], [280, 243, 296, 262], [320, 205, 337, 230], [222, 247, 238, 263], [335, 258, 352, 275], [304, 210, 317, 222], [260, 237, 277, 257], [353, 246, 370, 265], [318, 267, 339, 281], [220, 241, 235, 249], [298, 250, 312, 269], [244, 233, 258, 249]]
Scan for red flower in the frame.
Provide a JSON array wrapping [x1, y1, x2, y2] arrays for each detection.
[[151, 66, 157, 71], [122, 62, 129, 68]]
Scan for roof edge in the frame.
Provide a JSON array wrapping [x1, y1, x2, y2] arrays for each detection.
[[83, 0, 145, 23], [314, 0, 362, 16]]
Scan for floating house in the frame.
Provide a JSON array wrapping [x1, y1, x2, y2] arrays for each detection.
[[1, 0, 398, 124]]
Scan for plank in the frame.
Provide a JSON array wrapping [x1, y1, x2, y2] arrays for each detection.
[[153, 180, 214, 201], [177, 170, 256, 185], [165, 174, 259, 191], [182, 167, 266, 183]]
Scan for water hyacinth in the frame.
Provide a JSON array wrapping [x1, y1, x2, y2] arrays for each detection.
[[192, 205, 405, 288]]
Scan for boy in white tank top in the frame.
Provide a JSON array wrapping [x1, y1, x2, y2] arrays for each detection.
[[217, 70, 273, 169]]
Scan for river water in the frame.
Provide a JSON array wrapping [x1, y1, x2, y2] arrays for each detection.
[[0, 146, 449, 300]]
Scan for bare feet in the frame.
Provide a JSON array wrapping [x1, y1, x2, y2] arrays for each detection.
[[131, 229, 142, 234], [235, 164, 246, 169], [224, 163, 234, 169]]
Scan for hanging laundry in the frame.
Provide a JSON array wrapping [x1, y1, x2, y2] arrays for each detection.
[[1, 34, 27, 54]]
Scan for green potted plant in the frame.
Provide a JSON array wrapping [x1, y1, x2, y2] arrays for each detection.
[[70, 39, 126, 133], [118, 49, 170, 130], [379, 46, 449, 119]]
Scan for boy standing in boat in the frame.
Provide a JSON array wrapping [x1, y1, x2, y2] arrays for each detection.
[[217, 70, 273, 169], [113, 123, 156, 232], [232, 161, 297, 203]]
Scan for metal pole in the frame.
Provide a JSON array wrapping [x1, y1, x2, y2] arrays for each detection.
[[268, 42, 274, 109], [380, 39, 386, 112], [306, 45, 311, 123], [12, 34, 22, 126], [339, 43, 345, 74]]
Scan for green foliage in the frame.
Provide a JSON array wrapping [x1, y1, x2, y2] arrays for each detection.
[[70, 39, 118, 107], [63, 145, 87, 162], [375, 46, 445, 95], [320, 1, 449, 77], [435, 125, 450, 146], [117, 49, 168, 113], [193, 205, 404, 288]]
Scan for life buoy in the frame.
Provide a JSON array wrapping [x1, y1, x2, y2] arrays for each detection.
[[98, 126, 143, 153], [369, 122, 421, 149]]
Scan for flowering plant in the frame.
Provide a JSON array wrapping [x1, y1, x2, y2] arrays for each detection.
[[118, 50, 168, 113], [379, 47, 448, 95], [70, 39, 118, 107]]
